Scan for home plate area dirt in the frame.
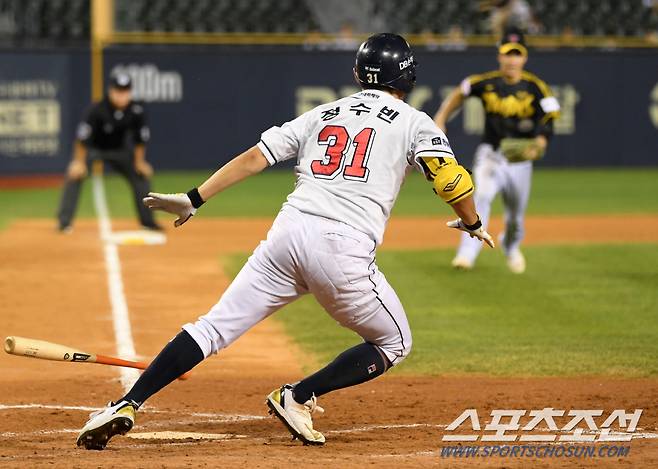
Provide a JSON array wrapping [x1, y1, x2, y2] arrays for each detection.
[[0, 216, 656, 467]]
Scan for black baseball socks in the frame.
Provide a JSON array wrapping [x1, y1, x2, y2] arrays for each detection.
[[119, 335, 389, 408], [119, 330, 204, 407], [292, 342, 390, 404]]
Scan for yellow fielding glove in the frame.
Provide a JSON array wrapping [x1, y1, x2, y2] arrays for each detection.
[[499, 138, 545, 162]]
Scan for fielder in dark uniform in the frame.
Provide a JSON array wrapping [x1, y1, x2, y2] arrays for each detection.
[[434, 27, 560, 273], [57, 72, 160, 232]]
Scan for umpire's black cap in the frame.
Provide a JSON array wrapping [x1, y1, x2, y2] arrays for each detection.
[[355, 33, 417, 94], [498, 27, 528, 56], [109, 72, 132, 90]]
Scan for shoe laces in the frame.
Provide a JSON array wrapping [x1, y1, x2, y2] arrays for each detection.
[[304, 395, 324, 415], [87, 400, 136, 420], [86, 401, 114, 421]]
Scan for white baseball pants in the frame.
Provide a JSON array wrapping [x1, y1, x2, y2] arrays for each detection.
[[456, 143, 533, 262], [183, 205, 412, 365]]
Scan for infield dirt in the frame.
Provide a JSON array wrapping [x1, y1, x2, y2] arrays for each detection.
[[1, 216, 657, 468]]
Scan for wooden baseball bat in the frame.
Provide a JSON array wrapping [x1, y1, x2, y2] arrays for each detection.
[[4, 336, 190, 380]]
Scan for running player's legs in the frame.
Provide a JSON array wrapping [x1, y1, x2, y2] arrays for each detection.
[[455, 144, 504, 263], [305, 238, 412, 365], [184, 208, 308, 357], [352, 266, 412, 366], [283, 212, 411, 405], [115, 207, 308, 409], [500, 161, 533, 255]]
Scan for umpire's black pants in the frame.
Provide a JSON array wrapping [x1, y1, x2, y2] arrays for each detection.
[[57, 148, 157, 229]]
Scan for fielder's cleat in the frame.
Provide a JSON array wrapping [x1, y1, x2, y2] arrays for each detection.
[[266, 384, 325, 446], [507, 249, 526, 274], [451, 255, 474, 270], [76, 400, 137, 450], [57, 224, 73, 234]]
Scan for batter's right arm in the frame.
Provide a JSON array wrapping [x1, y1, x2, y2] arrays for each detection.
[[143, 145, 269, 227], [197, 145, 269, 201], [433, 87, 465, 133]]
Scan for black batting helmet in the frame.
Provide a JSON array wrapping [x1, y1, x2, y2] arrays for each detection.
[[355, 33, 417, 94]]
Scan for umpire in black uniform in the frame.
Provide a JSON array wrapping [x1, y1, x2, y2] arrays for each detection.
[[57, 72, 160, 231]]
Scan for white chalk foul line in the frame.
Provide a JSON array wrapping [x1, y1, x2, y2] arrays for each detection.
[[92, 173, 139, 392]]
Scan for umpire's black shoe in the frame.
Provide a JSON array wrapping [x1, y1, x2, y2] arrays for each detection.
[[57, 223, 73, 234], [141, 222, 163, 231]]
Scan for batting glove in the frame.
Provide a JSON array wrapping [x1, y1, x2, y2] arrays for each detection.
[[143, 189, 204, 227], [447, 217, 495, 248]]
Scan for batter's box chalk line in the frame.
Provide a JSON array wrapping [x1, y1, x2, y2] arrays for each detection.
[[126, 431, 247, 441], [2, 403, 657, 442], [0, 403, 265, 420]]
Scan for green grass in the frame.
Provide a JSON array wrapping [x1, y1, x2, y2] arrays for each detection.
[[227, 244, 658, 377], [396, 167, 658, 216], [1, 168, 657, 229], [2, 168, 657, 377]]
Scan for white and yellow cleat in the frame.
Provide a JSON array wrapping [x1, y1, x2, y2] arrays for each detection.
[[266, 384, 325, 445], [507, 249, 526, 274], [451, 255, 474, 270], [76, 400, 136, 450]]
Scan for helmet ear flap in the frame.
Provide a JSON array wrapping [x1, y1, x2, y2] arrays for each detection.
[[353, 67, 361, 86], [353, 66, 370, 89], [387, 68, 417, 94]]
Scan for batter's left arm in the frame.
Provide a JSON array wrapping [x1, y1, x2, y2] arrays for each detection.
[[418, 156, 494, 248]]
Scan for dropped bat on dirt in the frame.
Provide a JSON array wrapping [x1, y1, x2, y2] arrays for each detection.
[[4, 336, 190, 380]]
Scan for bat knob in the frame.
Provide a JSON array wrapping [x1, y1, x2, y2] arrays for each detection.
[[4, 336, 15, 354]]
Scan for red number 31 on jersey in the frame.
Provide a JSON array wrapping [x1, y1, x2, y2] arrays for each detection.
[[311, 125, 375, 182]]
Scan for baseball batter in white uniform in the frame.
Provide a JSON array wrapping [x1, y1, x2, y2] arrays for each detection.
[[76, 33, 493, 450]]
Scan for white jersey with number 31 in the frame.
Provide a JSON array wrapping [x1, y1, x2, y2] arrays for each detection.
[[256, 89, 454, 245]]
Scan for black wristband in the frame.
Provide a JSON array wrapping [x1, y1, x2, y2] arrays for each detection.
[[463, 217, 482, 231], [186, 188, 205, 209]]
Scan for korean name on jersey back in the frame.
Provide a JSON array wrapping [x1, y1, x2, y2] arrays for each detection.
[[256, 89, 454, 245]]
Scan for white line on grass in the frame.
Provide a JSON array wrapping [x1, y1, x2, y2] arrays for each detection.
[[92, 173, 139, 392]]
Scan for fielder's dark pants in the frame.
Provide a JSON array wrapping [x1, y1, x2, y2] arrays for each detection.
[[57, 149, 156, 229]]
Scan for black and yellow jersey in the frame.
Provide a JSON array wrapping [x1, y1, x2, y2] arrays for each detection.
[[460, 70, 560, 148]]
